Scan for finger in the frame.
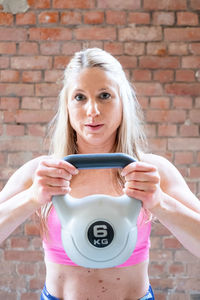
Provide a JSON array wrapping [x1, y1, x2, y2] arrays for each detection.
[[121, 162, 157, 177], [125, 181, 157, 193], [41, 159, 79, 176], [39, 176, 71, 188], [37, 166, 73, 180], [125, 171, 160, 184]]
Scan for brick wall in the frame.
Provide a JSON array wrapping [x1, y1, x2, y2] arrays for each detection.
[[0, 0, 200, 299]]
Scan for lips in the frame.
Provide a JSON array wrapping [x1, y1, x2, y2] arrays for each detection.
[[85, 124, 104, 130]]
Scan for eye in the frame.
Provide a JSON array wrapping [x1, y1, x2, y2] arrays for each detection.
[[74, 93, 86, 101], [99, 92, 111, 100]]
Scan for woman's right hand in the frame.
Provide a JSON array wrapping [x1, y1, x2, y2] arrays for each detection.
[[30, 157, 79, 206]]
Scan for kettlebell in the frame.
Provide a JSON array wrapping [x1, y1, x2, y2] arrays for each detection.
[[52, 153, 142, 269]]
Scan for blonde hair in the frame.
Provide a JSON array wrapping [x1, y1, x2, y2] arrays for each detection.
[[40, 48, 148, 234]]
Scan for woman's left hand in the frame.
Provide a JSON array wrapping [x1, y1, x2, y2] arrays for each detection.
[[121, 162, 162, 211]]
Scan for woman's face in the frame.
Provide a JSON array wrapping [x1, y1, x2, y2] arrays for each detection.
[[67, 67, 122, 152]]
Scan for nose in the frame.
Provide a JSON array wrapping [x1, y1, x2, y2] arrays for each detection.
[[86, 100, 100, 117]]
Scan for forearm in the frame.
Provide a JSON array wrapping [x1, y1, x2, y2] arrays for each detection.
[[0, 189, 41, 243], [150, 193, 200, 257]]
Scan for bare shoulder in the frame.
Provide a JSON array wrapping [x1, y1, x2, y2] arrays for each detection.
[[141, 153, 188, 190], [0, 155, 49, 202], [141, 153, 200, 211]]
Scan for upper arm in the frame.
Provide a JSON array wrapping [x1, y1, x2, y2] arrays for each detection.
[[0, 155, 47, 203], [142, 153, 200, 213]]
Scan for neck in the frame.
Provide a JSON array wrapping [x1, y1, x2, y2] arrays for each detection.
[[76, 139, 116, 154]]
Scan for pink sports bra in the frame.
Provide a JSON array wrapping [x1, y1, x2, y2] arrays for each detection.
[[43, 206, 151, 268]]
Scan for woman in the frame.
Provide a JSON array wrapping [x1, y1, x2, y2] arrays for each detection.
[[0, 48, 200, 300]]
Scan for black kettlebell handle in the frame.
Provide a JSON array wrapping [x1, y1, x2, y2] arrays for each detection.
[[63, 153, 136, 169]]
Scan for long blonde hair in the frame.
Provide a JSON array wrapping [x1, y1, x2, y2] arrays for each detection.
[[40, 48, 148, 234]]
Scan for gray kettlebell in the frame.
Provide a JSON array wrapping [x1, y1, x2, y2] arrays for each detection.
[[52, 153, 142, 269]]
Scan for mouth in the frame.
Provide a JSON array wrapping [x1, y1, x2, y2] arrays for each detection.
[[85, 124, 104, 131]]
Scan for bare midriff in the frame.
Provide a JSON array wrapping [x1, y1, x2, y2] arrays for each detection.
[[45, 260, 149, 300]]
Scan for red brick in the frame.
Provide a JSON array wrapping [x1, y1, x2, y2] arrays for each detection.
[[154, 70, 174, 83], [119, 26, 162, 42], [173, 96, 193, 109], [16, 12, 36, 25], [40, 42, 60, 55], [53, 0, 95, 9], [22, 71, 42, 83], [190, 43, 200, 55], [17, 263, 35, 275], [140, 56, 179, 69], [11, 56, 52, 70], [117, 56, 137, 68], [164, 237, 183, 249], [189, 109, 200, 123], [21, 97, 41, 109], [60, 11, 82, 25], [28, 0, 51, 8], [168, 43, 188, 55], [45, 70, 63, 82], [10, 237, 29, 248], [176, 70, 195, 82], [153, 12, 174, 25], [8, 152, 32, 166], [168, 263, 185, 275], [104, 42, 123, 55], [18, 42, 39, 55], [124, 42, 145, 55], [150, 97, 170, 109], [168, 138, 200, 151], [29, 28, 72, 41], [0, 70, 20, 82], [0, 83, 34, 96], [174, 152, 194, 165], [158, 124, 177, 137], [165, 83, 200, 96], [146, 110, 186, 123], [36, 83, 60, 96], [0, 42, 16, 54], [6, 125, 25, 136], [128, 12, 150, 25], [97, 0, 140, 9], [84, 11, 104, 24], [0, 57, 9, 68], [28, 124, 46, 137], [61, 42, 81, 55], [180, 124, 199, 137], [0, 97, 20, 109], [75, 27, 116, 41], [4, 250, 43, 262], [106, 11, 126, 25], [144, 0, 187, 10], [15, 110, 53, 123], [25, 223, 40, 236], [182, 56, 200, 68], [149, 263, 165, 276], [0, 12, 13, 25], [134, 82, 163, 96], [38, 11, 58, 24], [133, 70, 151, 81], [177, 12, 198, 26], [165, 28, 200, 41], [54, 56, 72, 69], [195, 97, 200, 108], [190, 0, 200, 9]]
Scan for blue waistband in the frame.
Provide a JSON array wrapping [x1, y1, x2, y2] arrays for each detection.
[[41, 284, 154, 300]]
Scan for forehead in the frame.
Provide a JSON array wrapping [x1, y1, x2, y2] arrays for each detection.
[[68, 67, 119, 92]]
